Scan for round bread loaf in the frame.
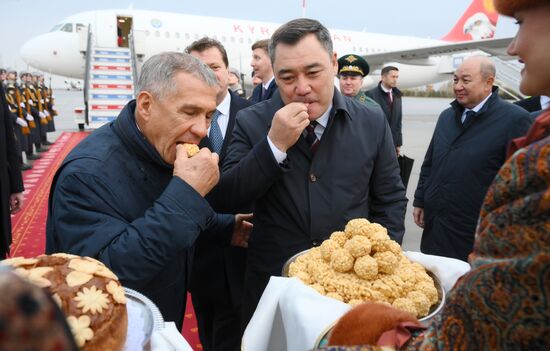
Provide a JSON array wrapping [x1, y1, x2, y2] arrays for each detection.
[[1, 253, 128, 351]]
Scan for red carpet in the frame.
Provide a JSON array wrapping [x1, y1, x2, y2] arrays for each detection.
[[9, 132, 202, 350]]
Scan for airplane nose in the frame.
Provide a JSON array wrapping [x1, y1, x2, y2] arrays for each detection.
[[20, 37, 43, 68]]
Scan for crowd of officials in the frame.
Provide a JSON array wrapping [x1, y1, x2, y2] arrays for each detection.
[[0, 0, 548, 349]]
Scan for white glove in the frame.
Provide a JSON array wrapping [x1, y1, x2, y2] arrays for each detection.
[[39, 111, 46, 119], [16, 118, 28, 127], [27, 100, 34, 106], [44, 110, 50, 116], [52, 105, 56, 110], [45, 98, 50, 103], [20, 102, 25, 108], [26, 114, 33, 121], [40, 99, 44, 104]]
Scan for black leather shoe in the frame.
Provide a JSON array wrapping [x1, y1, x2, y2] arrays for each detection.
[[21, 163, 33, 171], [26, 154, 42, 160]]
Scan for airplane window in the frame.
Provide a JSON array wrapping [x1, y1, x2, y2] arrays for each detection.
[[194, 34, 199, 39], [213, 35, 218, 40], [247, 38, 252, 44], [165, 31, 170, 38], [230, 37, 235, 43], [60, 23, 73, 33], [76, 23, 86, 32], [175, 32, 180, 39], [50, 24, 63, 32]]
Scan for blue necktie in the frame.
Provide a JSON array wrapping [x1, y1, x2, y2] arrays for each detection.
[[462, 110, 475, 125], [209, 110, 224, 154], [262, 87, 269, 101]]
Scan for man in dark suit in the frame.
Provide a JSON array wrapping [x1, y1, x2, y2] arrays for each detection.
[[249, 39, 277, 103], [413, 56, 531, 262], [217, 19, 407, 329], [366, 66, 403, 155], [186, 38, 253, 351], [0, 83, 24, 259]]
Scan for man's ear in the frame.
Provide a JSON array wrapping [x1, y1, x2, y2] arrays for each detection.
[[136, 91, 154, 122]]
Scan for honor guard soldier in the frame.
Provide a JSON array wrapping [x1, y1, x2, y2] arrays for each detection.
[[337, 54, 379, 108], [0, 68, 6, 87], [33, 72, 55, 141], [18, 72, 43, 160], [37, 73, 57, 134], [4, 70, 32, 170]]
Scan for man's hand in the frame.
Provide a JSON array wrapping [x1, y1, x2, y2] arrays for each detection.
[[267, 102, 310, 152], [231, 213, 253, 248], [396, 146, 401, 156], [10, 192, 24, 214], [173, 144, 219, 197], [413, 207, 424, 228]]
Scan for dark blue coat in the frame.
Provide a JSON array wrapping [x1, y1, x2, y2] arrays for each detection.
[[249, 79, 277, 104], [46, 101, 233, 329], [414, 88, 532, 261]]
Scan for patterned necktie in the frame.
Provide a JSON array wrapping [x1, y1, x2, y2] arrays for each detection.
[[261, 87, 269, 101], [386, 91, 393, 109], [209, 110, 224, 154], [462, 110, 476, 125], [305, 121, 320, 155]]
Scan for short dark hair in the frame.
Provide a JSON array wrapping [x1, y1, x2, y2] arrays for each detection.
[[268, 18, 333, 63], [381, 66, 399, 76], [185, 37, 229, 68], [251, 39, 269, 53]]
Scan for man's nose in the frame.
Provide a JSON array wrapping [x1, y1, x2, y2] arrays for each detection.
[[295, 77, 311, 95]]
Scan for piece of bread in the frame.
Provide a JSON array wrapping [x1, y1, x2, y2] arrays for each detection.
[[183, 143, 200, 157], [2, 254, 128, 351]]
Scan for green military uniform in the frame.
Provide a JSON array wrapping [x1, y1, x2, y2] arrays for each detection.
[[337, 54, 380, 108]]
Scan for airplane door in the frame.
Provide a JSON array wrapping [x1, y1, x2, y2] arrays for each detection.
[[116, 16, 133, 48], [94, 12, 117, 47]]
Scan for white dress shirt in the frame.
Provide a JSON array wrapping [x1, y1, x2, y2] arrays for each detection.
[[209, 91, 231, 139], [461, 92, 492, 123]]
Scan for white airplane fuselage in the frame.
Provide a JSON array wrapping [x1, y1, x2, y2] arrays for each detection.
[[21, 9, 454, 89]]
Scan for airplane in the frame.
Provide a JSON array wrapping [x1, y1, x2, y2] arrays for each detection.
[[20, 0, 513, 90]]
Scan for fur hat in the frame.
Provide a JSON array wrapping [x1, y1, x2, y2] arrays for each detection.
[[493, 0, 547, 16]]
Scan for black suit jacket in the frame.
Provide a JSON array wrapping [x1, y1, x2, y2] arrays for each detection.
[[366, 82, 403, 147], [190, 90, 252, 306], [217, 89, 407, 276], [514, 96, 542, 113], [249, 79, 277, 104]]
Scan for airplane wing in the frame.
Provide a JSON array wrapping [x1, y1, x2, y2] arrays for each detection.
[[364, 37, 513, 67]]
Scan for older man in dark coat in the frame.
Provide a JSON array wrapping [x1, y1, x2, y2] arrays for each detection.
[[413, 56, 532, 262], [46, 53, 250, 329], [217, 19, 407, 329], [0, 84, 24, 259]]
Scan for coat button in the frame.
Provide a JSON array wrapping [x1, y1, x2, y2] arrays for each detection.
[[309, 173, 317, 182]]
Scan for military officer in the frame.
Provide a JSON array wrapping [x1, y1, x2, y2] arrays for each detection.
[[337, 54, 379, 108], [19, 72, 43, 160], [4, 70, 32, 170], [34, 72, 55, 139]]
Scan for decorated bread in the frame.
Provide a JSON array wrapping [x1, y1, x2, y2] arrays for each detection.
[[1, 254, 128, 351]]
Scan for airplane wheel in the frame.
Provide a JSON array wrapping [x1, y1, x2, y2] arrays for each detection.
[[78, 123, 85, 131]]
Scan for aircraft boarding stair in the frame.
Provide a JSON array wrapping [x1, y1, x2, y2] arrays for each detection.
[[84, 47, 135, 129]]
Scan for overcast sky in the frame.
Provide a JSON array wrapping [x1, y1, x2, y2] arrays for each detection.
[[0, 0, 517, 70]]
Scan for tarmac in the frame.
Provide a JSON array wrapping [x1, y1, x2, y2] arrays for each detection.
[[48, 89, 455, 252]]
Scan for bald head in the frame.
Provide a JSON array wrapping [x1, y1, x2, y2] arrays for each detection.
[[461, 56, 496, 80], [453, 56, 496, 109]]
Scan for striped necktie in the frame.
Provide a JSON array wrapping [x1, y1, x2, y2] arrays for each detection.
[[305, 121, 320, 155]]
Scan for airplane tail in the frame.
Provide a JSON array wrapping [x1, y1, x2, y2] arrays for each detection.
[[441, 0, 499, 42]]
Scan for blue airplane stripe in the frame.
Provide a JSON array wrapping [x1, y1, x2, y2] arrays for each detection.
[[92, 74, 132, 80], [91, 94, 134, 100]]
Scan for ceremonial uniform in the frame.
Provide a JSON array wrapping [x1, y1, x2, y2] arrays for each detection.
[[337, 54, 379, 109]]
